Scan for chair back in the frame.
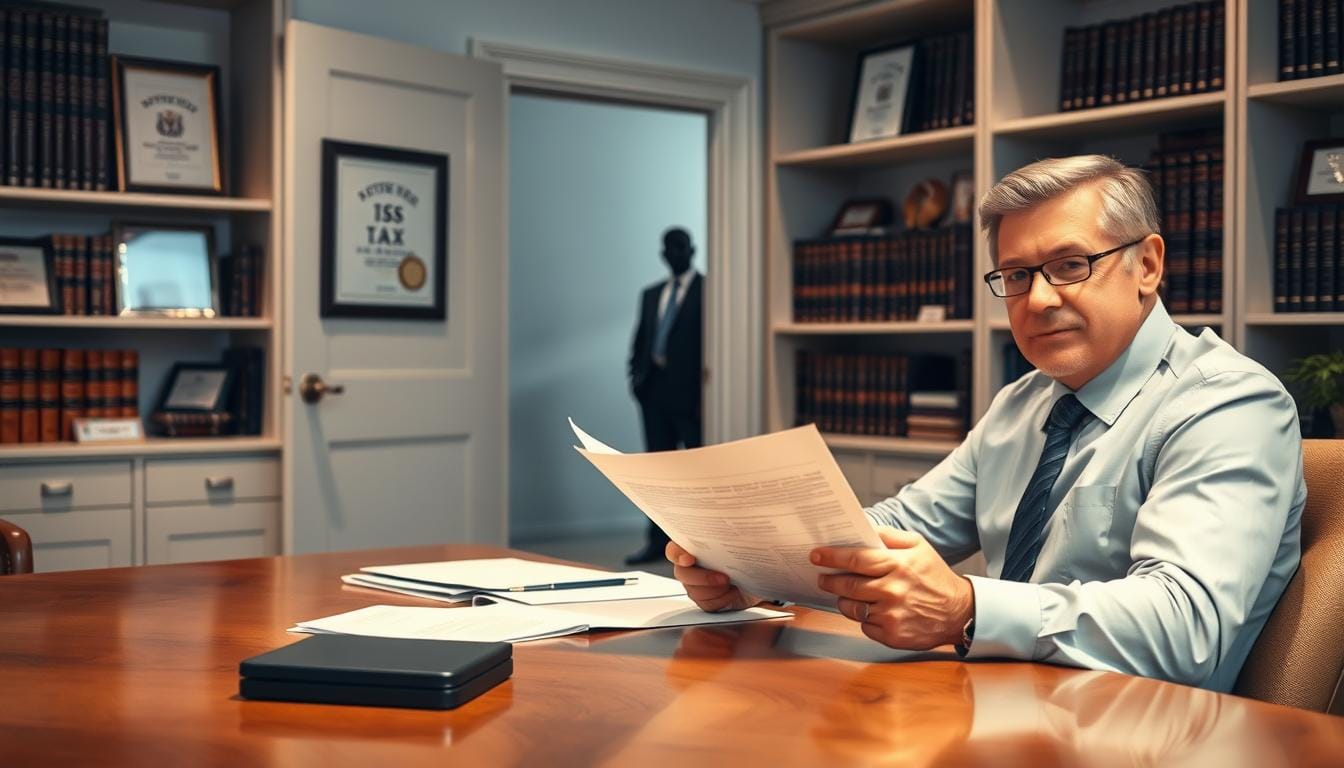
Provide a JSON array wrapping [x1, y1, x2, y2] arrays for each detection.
[[1233, 440, 1344, 714], [0, 518, 33, 575]]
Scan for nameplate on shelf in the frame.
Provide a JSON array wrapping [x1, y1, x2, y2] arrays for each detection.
[[916, 305, 947, 323], [73, 419, 145, 444]]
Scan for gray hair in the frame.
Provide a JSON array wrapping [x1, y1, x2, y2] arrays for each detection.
[[978, 154, 1159, 265]]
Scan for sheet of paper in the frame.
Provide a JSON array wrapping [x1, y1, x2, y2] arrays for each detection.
[[359, 556, 631, 591], [342, 570, 688, 605], [571, 421, 883, 607], [534, 596, 792, 630]]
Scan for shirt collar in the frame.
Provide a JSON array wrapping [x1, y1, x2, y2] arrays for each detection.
[[1047, 299, 1177, 428], [668, 269, 698, 292]]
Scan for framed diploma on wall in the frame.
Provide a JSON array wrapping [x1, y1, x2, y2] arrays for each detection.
[[847, 43, 918, 143], [320, 139, 449, 320], [112, 56, 223, 194]]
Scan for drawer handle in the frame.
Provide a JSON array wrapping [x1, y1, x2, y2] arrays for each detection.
[[40, 481, 73, 497], [205, 476, 235, 491]]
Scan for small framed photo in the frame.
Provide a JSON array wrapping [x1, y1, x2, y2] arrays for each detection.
[[0, 237, 60, 314], [321, 139, 449, 320], [830, 198, 893, 236], [112, 56, 223, 194], [847, 43, 918, 143], [951, 170, 975, 224], [114, 222, 217, 318], [156, 363, 234, 412], [1296, 139, 1344, 204]]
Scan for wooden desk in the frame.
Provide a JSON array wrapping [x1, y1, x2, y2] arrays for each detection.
[[3, 545, 1342, 766]]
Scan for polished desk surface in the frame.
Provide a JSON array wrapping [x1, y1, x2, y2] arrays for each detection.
[[3, 545, 1343, 767]]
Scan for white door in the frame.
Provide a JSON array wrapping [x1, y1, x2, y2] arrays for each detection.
[[283, 21, 506, 553]]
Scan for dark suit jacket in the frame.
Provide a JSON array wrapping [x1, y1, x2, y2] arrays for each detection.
[[629, 272, 702, 415]]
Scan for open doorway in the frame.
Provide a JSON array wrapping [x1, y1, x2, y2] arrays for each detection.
[[507, 92, 708, 570]]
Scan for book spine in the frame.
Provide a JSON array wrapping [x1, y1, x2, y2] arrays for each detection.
[[99, 349, 117, 418], [794, 350, 809, 426], [1323, 205, 1339, 311], [1127, 17, 1145, 101], [1208, 145, 1224, 312], [1311, 0, 1327, 77], [1296, 0, 1311, 77], [1210, 1, 1225, 89], [1060, 27, 1077, 110], [1195, 2, 1212, 91], [1155, 9, 1172, 97], [1169, 6, 1187, 96], [962, 29, 975, 124], [94, 18, 107, 191], [0, 9, 6, 185], [74, 235, 88, 315], [1100, 22, 1119, 106], [1290, 208, 1305, 311], [1328, 0, 1343, 75], [119, 349, 138, 418], [60, 348, 84, 441], [1115, 19, 1131, 103], [1083, 24, 1102, 108], [1283, 0, 1300, 79], [51, 13, 66, 189], [0, 347, 18, 444], [84, 347, 103, 419], [38, 348, 59, 441], [102, 235, 114, 314], [21, 11, 37, 186], [1191, 148, 1211, 313], [952, 31, 969, 125], [937, 35, 953, 129], [1275, 208, 1290, 312], [1181, 5, 1198, 93], [37, 12, 52, 187], [65, 15, 80, 189], [1143, 12, 1159, 98], [19, 348, 38, 443], [5, 12, 21, 185], [54, 234, 73, 314], [1304, 206, 1321, 312], [88, 236, 104, 317], [79, 15, 94, 191]]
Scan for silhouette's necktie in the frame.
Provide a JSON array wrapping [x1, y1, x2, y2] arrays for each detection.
[[652, 280, 680, 366], [1000, 394, 1092, 583]]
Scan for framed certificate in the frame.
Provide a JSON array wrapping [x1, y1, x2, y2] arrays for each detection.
[[157, 362, 234, 412], [0, 237, 60, 314], [1295, 139, 1344, 205], [847, 43, 918, 143], [112, 56, 223, 194], [113, 223, 217, 318], [320, 139, 448, 320]]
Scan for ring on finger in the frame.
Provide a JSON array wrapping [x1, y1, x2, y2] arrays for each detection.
[[856, 600, 870, 623]]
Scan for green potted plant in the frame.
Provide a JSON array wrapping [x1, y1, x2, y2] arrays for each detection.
[[1285, 351, 1344, 438]]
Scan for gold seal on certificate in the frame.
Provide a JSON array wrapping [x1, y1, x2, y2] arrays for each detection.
[[320, 140, 449, 320], [0, 238, 60, 314], [112, 57, 223, 194], [398, 255, 427, 291]]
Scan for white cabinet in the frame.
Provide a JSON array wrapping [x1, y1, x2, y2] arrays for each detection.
[[0, 461, 133, 572], [143, 455, 280, 565]]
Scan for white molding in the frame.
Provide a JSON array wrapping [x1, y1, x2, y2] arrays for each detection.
[[471, 39, 762, 444]]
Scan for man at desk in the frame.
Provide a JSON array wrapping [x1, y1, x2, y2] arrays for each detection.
[[669, 155, 1306, 692]]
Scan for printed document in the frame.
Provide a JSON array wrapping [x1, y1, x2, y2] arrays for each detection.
[[570, 419, 882, 607], [341, 568, 687, 606]]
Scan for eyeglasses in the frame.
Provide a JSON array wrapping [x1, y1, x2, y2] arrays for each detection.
[[983, 237, 1146, 298]]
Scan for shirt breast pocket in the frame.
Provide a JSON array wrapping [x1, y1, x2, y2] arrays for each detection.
[[1060, 484, 1118, 582]]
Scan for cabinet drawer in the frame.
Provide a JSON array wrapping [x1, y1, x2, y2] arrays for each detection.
[[0, 461, 132, 513], [146, 500, 279, 565], [7, 506, 133, 572], [146, 456, 279, 505], [870, 456, 939, 506]]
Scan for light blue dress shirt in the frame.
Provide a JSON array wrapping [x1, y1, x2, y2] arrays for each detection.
[[865, 300, 1306, 692]]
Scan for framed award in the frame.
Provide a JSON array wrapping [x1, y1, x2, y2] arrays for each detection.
[[155, 362, 235, 412], [112, 56, 223, 194], [320, 139, 449, 320], [847, 43, 918, 143], [1295, 139, 1344, 205], [0, 237, 60, 314], [113, 222, 217, 318]]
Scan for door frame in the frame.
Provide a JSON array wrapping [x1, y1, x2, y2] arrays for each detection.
[[470, 39, 762, 446]]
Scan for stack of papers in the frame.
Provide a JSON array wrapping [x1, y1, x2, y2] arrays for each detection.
[[341, 557, 688, 605], [293, 598, 792, 644]]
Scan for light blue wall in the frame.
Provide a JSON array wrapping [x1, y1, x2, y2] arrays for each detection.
[[508, 94, 707, 541], [290, 0, 761, 79]]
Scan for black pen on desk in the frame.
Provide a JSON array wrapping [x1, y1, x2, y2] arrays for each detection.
[[506, 577, 638, 592]]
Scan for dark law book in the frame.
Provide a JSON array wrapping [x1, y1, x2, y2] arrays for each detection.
[[65, 13, 82, 189], [954, 225, 972, 319], [0, 9, 6, 184], [88, 235, 105, 316], [1310, 0, 1327, 76], [1304, 206, 1321, 312], [21, 10, 38, 186], [1289, 207, 1305, 312], [38, 348, 59, 442], [37, 12, 52, 187], [1194, 1, 1212, 91], [1295, 0, 1311, 77], [1100, 21, 1119, 105], [59, 348, 84, 441], [73, 235, 88, 316], [19, 347, 37, 443], [1282, 0, 1299, 79], [1127, 16, 1145, 101], [1114, 18, 1132, 103], [794, 350, 811, 427], [119, 349, 138, 418], [1322, 205, 1339, 311], [51, 13, 67, 189], [5, 10, 21, 186], [54, 234, 75, 314], [93, 18, 108, 191], [1083, 24, 1102, 108], [0, 347, 19, 444], [1060, 27, 1079, 109], [1155, 8, 1172, 97], [1275, 208, 1290, 313], [1180, 4, 1198, 94], [1328, 0, 1343, 74], [1209, 0, 1225, 89], [76, 14, 93, 191], [951, 31, 969, 125], [1168, 5, 1187, 96], [83, 348, 103, 419], [1190, 148, 1211, 313], [1207, 145, 1224, 312]]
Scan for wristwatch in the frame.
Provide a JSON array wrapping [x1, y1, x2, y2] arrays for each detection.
[[955, 615, 976, 657]]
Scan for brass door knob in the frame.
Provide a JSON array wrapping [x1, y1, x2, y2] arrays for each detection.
[[299, 373, 345, 404]]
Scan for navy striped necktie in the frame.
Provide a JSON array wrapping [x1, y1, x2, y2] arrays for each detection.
[[1001, 394, 1092, 583]]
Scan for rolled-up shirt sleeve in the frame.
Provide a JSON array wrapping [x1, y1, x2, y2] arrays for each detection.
[[962, 371, 1304, 690]]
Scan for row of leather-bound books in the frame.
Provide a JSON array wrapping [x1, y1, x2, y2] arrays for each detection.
[[0, 7, 111, 190], [0, 347, 138, 444], [1059, 1, 1225, 113], [905, 30, 975, 135], [791, 225, 974, 323], [50, 233, 115, 316], [1279, 0, 1344, 80], [1145, 128, 1225, 314], [795, 351, 969, 441], [1274, 203, 1344, 313]]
